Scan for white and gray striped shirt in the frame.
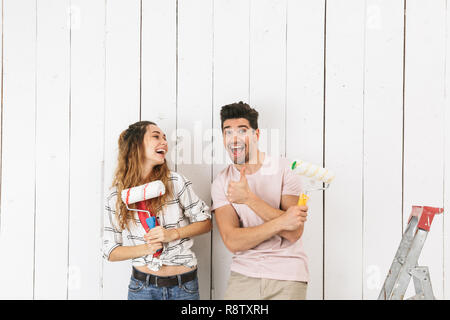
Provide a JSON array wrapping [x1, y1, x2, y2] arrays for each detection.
[[102, 172, 211, 271]]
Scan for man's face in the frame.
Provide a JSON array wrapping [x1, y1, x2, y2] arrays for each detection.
[[222, 118, 259, 165]]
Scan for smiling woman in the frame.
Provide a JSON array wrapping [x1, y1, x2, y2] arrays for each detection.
[[113, 121, 173, 228], [103, 120, 212, 300]]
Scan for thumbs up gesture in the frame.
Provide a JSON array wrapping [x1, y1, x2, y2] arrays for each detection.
[[226, 167, 254, 204]]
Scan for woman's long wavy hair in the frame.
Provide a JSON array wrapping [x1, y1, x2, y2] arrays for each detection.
[[112, 121, 173, 230]]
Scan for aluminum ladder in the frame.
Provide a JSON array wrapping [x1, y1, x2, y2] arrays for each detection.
[[378, 206, 444, 300]]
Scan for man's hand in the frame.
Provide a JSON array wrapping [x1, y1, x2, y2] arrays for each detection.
[[277, 205, 308, 231], [227, 167, 254, 204]]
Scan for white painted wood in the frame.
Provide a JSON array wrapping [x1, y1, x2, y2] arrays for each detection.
[[444, 0, 450, 301], [102, 0, 141, 300], [324, 0, 365, 300], [0, 0, 450, 301], [34, 0, 71, 299], [249, 0, 286, 158], [212, 0, 250, 300], [362, 0, 404, 300], [177, 0, 213, 300], [0, 0, 36, 300], [285, 0, 325, 300], [0, 2, 2, 232], [140, 0, 177, 171], [68, 0, 105, 300], [403, 0, 445, 300]]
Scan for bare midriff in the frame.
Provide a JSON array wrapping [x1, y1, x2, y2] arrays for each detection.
[[134, 264, 195, 277]]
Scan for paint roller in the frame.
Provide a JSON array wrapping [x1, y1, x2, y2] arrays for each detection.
[[121, 180, 166, 257], [291, 160, 335, 206]]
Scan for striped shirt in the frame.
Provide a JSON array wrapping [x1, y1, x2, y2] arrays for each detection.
[[102, 171, 211, 271]]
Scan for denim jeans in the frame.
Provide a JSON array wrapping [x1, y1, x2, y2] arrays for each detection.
[[127, 270, 200, 300]]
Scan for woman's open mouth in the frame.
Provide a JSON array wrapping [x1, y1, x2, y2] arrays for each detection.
[[155, 148, 167, 158]]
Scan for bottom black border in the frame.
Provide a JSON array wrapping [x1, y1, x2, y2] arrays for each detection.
[[1, 299, 448, 319]]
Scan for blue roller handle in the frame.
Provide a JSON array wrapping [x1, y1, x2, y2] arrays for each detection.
[[146, 216, 162, 253], [146, 216, 156, 229]]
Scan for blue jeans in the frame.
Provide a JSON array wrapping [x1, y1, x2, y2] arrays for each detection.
[[127, 270, 200, 300]]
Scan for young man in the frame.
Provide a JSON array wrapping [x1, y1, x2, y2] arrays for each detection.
[[211, 102, 309, 300]]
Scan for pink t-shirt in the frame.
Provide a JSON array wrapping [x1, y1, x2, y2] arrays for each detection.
[[211, 154, 309, 282]]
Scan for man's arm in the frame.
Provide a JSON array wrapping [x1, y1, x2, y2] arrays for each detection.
[[214, 204, 306, 254], [226, 167, 307, 243], [246, 194, 306, 242]]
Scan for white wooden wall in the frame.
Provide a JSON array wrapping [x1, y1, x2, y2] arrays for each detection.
[[0, 0, 449, 300]]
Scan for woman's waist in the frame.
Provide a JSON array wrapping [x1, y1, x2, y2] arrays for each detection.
[[134, 264, 196, 277]]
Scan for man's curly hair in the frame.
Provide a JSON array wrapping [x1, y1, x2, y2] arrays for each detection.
[[220, 101, 259, 131]]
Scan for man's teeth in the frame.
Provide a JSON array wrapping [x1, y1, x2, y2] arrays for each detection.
[[230, 146, 245, 152]]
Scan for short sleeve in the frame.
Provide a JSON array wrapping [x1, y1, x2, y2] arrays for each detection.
[[102, 191, 123, 261], [282, 166, 304, 196], [176, 174, 211, 223], [211, 174, 230, 212]]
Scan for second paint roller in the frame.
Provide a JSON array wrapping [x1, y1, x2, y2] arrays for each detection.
[[291, 160, 335, 206]]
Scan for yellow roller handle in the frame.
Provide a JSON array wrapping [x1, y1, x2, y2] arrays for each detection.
[[297, 193, 309, 206]]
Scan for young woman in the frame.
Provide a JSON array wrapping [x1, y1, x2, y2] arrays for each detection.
[[103, 120, 212, 300]]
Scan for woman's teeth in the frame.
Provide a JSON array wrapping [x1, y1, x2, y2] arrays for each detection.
[[156, 149, 166, 155]]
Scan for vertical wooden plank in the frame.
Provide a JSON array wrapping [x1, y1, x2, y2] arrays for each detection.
[[140, 0, 177, 171], [102, 0, 141, 300], [403, 0, 445, 300], [177, 0, 213, 300], [362, 0, 404, 300], [0, 0, 36, 300], [324, 0, 365, 300], [445, 0, 450, 301], [0, 0, 2, 232], [285, 0, 325, 300], [34, 0, 71, 299], [249, 0, 286, 158], [212, 0, 250, 300], [68, 0, 105, 300]]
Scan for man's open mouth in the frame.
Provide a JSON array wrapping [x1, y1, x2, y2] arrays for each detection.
[[229, 144, 245, 157]]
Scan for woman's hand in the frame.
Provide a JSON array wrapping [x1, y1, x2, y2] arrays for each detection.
[[144, 226, 179, 244], [144, 242, 163, 255]]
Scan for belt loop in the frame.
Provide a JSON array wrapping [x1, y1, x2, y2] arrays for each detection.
[[155, 276, 159, 288], [177, 275, 182, 288], [145, 274, 150, 287]]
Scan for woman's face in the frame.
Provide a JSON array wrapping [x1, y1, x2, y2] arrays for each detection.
[[142, 124, 168, 167]]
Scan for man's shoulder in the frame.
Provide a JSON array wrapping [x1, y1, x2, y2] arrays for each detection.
[[268, 155, 293, 168]]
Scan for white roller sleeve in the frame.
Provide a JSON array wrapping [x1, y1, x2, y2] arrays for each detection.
[[121, 180, 166, 205], [292, 160, 336, 184]]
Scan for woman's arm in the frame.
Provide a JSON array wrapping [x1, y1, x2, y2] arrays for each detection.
[[145, 219, 212, 244], [108, 242, 162, 262], [146, 172, 212, 244]]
